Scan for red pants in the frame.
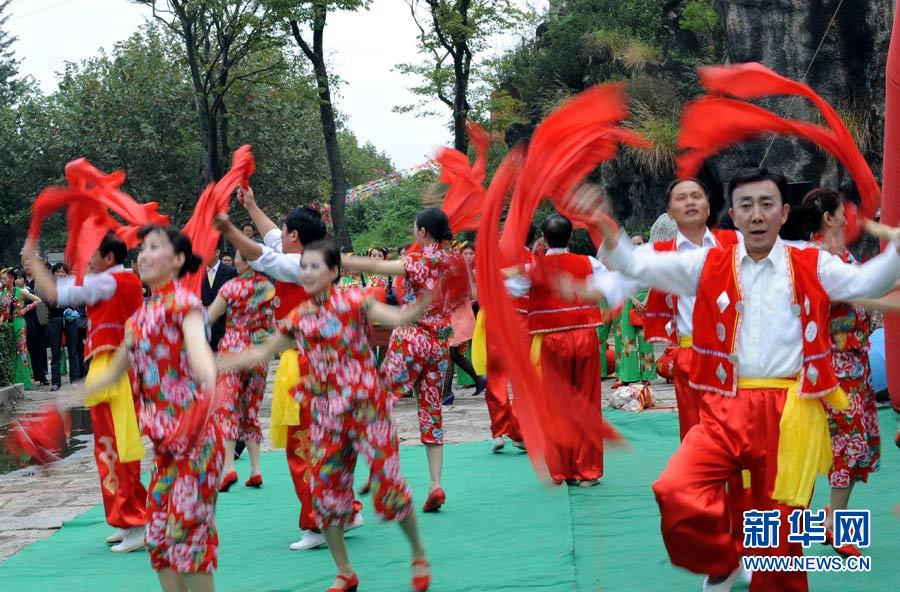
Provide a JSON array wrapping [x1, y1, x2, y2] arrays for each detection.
[[286, 406, 318, 532], [484, 339, 521, 441], [540, 328, 603, 482], [673, 346, 702, 441], [653, 387, 807, 592], [90, 403, 146, 529]]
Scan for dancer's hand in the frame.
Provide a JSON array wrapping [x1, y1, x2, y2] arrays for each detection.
[[566, 184, 620, 249], [237, 186, 256, 209], [213, 213, 233, 233], [864, 219, 900, 245]]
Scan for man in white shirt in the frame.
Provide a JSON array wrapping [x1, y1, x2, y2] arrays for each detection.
[[202, 248, 237, 350], [577, 169, 900, 592]]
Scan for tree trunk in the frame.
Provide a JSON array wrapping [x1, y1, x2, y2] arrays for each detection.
[[452, 45, 469, 153], [290, 16, 352, 252]]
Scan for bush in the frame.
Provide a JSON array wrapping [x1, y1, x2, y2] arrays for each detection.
[[0, 323, 15, 387]]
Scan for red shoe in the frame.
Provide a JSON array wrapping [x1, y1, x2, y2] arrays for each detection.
[[326, 572, 358, 592], [412, 558, 431, 592], [219, 471, 238, 492], [245, 474, 263, 488], [422, 488, 445, 513], [822, 506, 863, 558], [611, 381, 625, 389]]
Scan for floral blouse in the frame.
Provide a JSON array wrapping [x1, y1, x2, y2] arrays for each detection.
[[218, 270, 275, 350], [278, 287, 382, 414], [828, 249, 871, 352], [403, 243, 453, 341], [125, 280, 208, 455]]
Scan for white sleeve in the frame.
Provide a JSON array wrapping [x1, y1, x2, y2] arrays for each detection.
[[248, 245, 301, 283], [818, 240, 900, 302], [56, 273, 117, 307], [601, 231, 706, 297], [505, 274, 531, 298], [263, 228, 284, 253], [588, 271, 641, 309]]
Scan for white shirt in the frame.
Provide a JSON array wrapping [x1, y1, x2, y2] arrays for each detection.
[[247, 228, 302, 283], [603, 234, 900, 378], [505, 247, 611, 297], [56, 264, 124, 307]]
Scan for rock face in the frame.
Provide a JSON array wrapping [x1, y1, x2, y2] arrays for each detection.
[[705, 0, 891, 199]]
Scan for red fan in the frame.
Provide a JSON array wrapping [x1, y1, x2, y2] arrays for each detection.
[[5, 405, 71, 466]]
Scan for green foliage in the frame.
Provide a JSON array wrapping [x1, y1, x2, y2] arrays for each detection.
[[345, 172, 436, 251], [339, 132, 394, 187], [680, 0, 718, 39], [0, 0, 22, 106], [626, 100, 679, 175], [0, 322, 14, 387]]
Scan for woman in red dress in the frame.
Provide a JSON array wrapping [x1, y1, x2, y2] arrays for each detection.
[[85, 225, 222, 592], [221, 240, 431, 592], [207, 249, 275, 491]]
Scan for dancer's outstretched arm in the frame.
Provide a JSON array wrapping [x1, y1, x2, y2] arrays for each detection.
[[342, 253, 406, 277], [218, 331, 292, 372], [21, 239, 55, 302], [83, 345, 130, 397], [215, 214, 264, 262], [207, 294, 226, 325], [365, 291, 431, 327], [183, 311, 216, 388], [238, 186, 279, 238]]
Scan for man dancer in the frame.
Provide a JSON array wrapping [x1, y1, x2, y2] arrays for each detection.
[[215, 187, 362, 551], [24, 233, 147, 553], [585, 168, 900, 591]]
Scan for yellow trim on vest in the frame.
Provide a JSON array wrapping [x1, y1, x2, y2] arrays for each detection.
[[737, 377, 848, 507], [84, 351, 144, 463], [530, 334, 543, 377], [270, 349, 302, 449], [679, 335, 693, 348], [741, 469, 751, 490], [471, 310, 487, 376]]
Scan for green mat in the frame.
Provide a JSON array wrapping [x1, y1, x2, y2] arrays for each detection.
[[1, 409, 897, 591]]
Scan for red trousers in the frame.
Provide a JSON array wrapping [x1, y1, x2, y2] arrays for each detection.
[[90, 403, 146, 529], [653, 387, 807, 592], [484, 339, 521, 441], [540, 328, 603, 482], [673, 345, 701, 441], [286, 404, 317, 532]]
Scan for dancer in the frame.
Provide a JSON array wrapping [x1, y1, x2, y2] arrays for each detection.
[[207, 249, 275, 491], [441, 241, 485, 406], [220, 240, 431, 592], [0, 268, 40, 390], [23, 234, 148, 553], [576, 168, 900, 592], [797, 188, 881, 557], [342, 208, 455, 511], [82, 225, 222, 592], [215, 189, 362, 551]]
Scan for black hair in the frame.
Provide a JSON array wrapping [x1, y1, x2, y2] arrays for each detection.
[[715, 207, 736, 231], [51, 262, 69, 275], [526, 224, 538, 247], [780, 187, 844, 241], [302, 239, 341, 284], [220, 249, 234, 259], [12, 268, 26, 282], [667, 177, 710, 202], [367, 246, 389, 258], [415, 208, 453, 242], [541, 213, 573, 248], [136, 225, 203, 278], [285, 206, 327, 246], [727, 168, 789, 205], [99, 231, 128, 265]]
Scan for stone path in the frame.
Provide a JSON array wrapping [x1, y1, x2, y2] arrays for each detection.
[[0, 361, 675, 561]]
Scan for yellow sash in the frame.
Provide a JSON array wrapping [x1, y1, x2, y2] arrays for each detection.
[[679, 335, 693, 348], [83, 351, 144, 463], [737, 377, 848, 507], [270, 349, 302, 449], [471, 310, 487, 376], [530, 334, 543, 377]]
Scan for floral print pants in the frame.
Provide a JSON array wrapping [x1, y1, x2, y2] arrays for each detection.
[[379, 325, 448, 444], [146, 423, 224, 573], [215, 362, 267, 443], [309, 393, 412, 529]]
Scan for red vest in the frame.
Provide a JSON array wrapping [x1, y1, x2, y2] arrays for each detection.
[[643, 229, 740, 344], [85, 271, 143, 359], [690, 244, 838, 398], [273, 280, 311, 321], [527, 252, 602, 334]]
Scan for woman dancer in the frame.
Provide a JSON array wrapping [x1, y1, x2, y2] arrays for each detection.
[[84, 225, 223, 592], [1, 268, 41, 389], [801, 189, 880, 557], [207, 250, 274, 491], [441, 240, 485, 405], [220, 240, 431, 592], [343, 208, 455, 512], [612, 290, 656, 387]]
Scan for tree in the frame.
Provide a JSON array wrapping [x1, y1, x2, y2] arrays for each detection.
[[267, 0, 369, 252], [397, 0, 525, 153], [134, 1, 285, 183], [0, 0, 22, 106]]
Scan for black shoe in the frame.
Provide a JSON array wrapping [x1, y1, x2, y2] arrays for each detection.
[[473, 376, 487, 396], [442, 393, 455, 406]]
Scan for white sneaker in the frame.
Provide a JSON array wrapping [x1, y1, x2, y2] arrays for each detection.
[[110, 526, 145, 553], [492, 437, 505, 453], [106, 527, 129, 544], [577, 479, 600, 488], [346, 512, 364, 533], [510, 440, 526, 451], [701, 565, 743, 592], [289, 531, 326, 550]]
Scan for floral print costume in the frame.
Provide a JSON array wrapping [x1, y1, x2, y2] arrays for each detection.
[[1, 287, 33, 389], [215, 271, 275, 443], [613, 290, 656, 383], [125, 280, 224, 574], [824, 249, 880, 488], [279, 287, 412, 528], [379, 243, 453, 444]]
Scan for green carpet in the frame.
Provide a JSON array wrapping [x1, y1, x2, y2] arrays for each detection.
[[1, 409, 897, 591]]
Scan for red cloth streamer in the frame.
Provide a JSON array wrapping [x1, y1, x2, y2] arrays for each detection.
[[181, 145, 255, 296], [5, 404, 71, 466], [28, 159, 169, 282], [436, 121, 490, 233], [678, 62, 880, 243]]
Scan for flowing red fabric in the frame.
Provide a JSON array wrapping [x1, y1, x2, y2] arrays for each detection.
[[678, 63, 879, 243], [437, 121, 490, 233], [5, 404, 71, 466], [181, 145, 255, 296], [28, 159, 169, 282]]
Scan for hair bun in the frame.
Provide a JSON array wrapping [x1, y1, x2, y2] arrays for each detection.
[[184, 253, 203, 275]]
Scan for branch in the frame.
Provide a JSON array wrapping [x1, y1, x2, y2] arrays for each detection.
[[423, 0, 456, 55], [289, 19, 318, 64]]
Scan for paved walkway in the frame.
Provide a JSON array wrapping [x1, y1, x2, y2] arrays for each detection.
[[0, 361, 675, 561]]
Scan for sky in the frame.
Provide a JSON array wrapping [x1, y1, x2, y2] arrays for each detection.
[[8, 0, 539, 170]]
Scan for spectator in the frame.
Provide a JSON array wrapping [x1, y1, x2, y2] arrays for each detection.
[[202, 247, 237, 350], [47, 263, 83, 390], [22, 256, 49, 386]]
